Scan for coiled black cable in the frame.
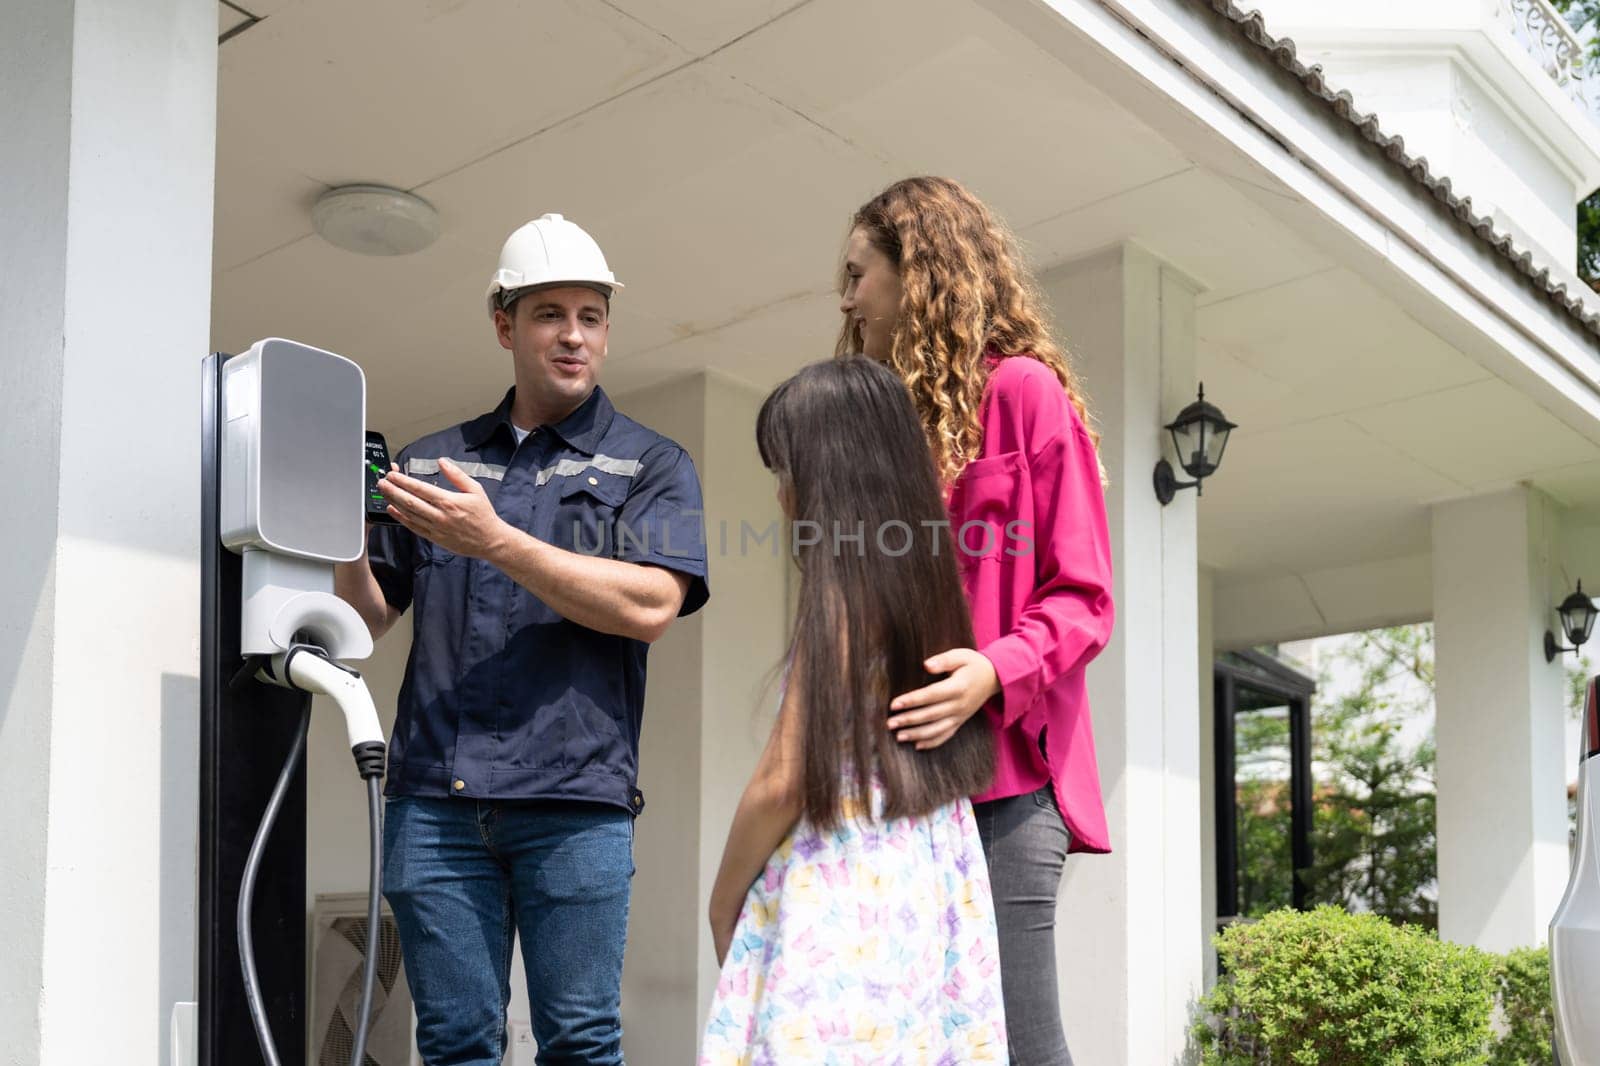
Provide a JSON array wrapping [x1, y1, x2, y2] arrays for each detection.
[[239, 700, 385, 1066], [238, 701, 310, 1066], [350, 774, 383, 1066]]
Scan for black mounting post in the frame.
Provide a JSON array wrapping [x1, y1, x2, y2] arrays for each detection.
[[199, 352, 310, 1066]]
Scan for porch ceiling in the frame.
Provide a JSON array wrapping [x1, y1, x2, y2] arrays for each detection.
[[212, 0, 1600, 592]]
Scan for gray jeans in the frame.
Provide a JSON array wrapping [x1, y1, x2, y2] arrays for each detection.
[[974, 784, 1074, 1066]]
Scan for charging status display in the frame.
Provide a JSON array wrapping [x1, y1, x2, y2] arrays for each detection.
[[365, 431, 400, 524]]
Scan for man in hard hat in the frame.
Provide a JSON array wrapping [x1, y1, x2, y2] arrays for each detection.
[[335, 214, 709, 1065]]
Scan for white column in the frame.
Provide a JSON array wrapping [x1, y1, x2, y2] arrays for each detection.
[[1039, 245, 1205, 1064], [1198, 565, 1219, 992], [614, 372, 790, 1062], [1432, 487, 1569, 951], [0, 1, 216, 1063]]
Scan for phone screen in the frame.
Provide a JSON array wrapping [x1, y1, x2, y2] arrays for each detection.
[[365, 431, 400, 524]]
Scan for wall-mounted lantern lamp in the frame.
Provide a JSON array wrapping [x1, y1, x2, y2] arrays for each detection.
[[1154, 383, 1237, 506], [1546, 580, 1598, 662]]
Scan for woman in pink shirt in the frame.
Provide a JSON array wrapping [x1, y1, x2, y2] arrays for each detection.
[[838, 177, 1115, 1065]]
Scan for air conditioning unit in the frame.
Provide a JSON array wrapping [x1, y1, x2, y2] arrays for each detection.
[[310, 892, 419, 1066]]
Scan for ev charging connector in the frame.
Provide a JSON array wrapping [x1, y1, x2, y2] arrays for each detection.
[[257, 645, 386, 776]]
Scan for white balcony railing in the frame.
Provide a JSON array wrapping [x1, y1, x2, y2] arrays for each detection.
[[1496, 0, 1592, 108]]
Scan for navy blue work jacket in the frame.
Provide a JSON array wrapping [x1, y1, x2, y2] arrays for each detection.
[[368, 385, 709, 815]]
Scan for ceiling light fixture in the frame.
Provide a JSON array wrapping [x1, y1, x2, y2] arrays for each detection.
[[311, 184, 439, 256]]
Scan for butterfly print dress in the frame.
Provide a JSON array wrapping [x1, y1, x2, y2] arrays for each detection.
[[699, 778, 1007, 1065]]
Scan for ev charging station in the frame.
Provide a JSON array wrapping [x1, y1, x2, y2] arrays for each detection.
[[199, 339, 386, 1066]]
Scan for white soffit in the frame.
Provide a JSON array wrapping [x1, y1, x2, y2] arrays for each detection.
[[1347, 377, 1600, 487], [605, 0, 805, 57], [214, 0, 690, 270], [1197, 267, 1492, 429], [1023, 168, 1336, 304], [710, 0, 1192, 229], [211, 0, 1600, 592]]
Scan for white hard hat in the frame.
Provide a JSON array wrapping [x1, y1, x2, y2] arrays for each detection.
[[485, 213, 623, 320]]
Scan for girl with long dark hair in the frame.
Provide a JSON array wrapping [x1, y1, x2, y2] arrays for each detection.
[[699, 357, 1006, 1065], [839, 176, 1115, 1065]]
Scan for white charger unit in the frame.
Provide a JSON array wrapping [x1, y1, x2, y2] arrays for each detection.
[[220, 338, 372, 660], [221, 337, 366, 560]]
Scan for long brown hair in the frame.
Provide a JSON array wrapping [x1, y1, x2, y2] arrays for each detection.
[[757, 357, 994, 829], [839, 175, 1100, 483]]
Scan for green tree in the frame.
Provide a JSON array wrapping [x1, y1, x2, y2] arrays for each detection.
[[1233, 627, 1438, 925], [1234, 706, 1296, 917], [1303, 626, 1439, 927], [1233, 622, 1587, 925], [1553, 0, 1600, 63], [1567, 651, 1592, 847], [1566, 650, 1592, 721], [1553, 0, 1600, 281]]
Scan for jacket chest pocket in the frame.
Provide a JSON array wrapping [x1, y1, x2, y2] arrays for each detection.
[[551, 474, 630, 556], [948, 450, 1027, 567]]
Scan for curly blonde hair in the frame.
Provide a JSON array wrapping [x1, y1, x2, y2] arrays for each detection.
[[837, 176, 1099, 483]]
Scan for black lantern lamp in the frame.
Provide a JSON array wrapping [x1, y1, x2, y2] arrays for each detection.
[[1154, 383, 1237, 506], [1546, 580, 1598, 663]]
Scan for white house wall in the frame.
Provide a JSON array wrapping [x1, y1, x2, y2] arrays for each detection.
[[1254, 0, 1600, 268], [1045, 244, 1205, 1065], [1198, 568, 1219, 991], [1433, 487, 1570, 951], [1212, 553, 1434, 650], [980, 0, 1600, 437], [617, 372, 789, 1063], [0, 2, 216, 1065], [612, 373, 712, 1061], [0, 0, 73, 1059]]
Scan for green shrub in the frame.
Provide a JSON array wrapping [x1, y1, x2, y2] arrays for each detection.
[[1193, 906, 1498, 1065], [1488, 946, 1554, 1066]]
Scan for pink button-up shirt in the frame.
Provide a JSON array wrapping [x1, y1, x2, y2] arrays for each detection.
[[946, 355, 1114, 854]]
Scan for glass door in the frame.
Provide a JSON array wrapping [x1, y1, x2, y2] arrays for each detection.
[[1215, 653, 1314, 921]]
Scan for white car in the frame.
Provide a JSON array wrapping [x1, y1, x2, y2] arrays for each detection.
[[1553, 675, 1600, 1065]]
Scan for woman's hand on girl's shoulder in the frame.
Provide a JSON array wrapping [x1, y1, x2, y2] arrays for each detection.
[[885, 648, 1000, 750]]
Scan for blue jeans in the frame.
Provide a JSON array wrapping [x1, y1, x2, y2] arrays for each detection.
[[383, 796, 635, 1066]]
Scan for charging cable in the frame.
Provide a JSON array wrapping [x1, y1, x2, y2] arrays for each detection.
[[241, 643, 386, 1066]]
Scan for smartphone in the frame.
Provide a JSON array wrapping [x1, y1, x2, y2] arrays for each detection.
[[364, 430, 400, 524]]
